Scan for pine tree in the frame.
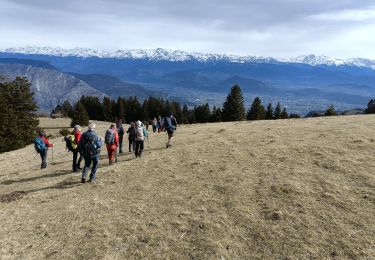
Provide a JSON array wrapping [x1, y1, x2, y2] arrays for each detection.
[[182, 105, 190, 124], [366, 99, 375, 114], [116, 97, 126, 122], [325, 104, 337, 116], [246, 97, 266, 120], [102, 96, 113, 122], [222, 85, 246, 122], [265, 103, 274, 120], [61, 101, 74, 118], [280, 107, 289, 119], [274, 102, 281, 119], [0, 77, 39, 153], [194, 103, 211, 123], [71, 101, 89, 127]]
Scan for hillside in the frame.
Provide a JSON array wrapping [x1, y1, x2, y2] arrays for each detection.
[[0, 63, 106, 111], [0, 116, 374, 259]]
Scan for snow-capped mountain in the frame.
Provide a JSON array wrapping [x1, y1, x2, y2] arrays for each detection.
[[2, 46, 374, 69], [1, 46, 375, 115]]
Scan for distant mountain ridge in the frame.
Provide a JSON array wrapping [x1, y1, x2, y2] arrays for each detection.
[[1, 46, 375, 115], [2, 46, 375, 69], [0, 63, 106, 111]]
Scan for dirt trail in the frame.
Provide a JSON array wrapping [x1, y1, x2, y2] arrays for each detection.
[[0, 116, 374, 259]]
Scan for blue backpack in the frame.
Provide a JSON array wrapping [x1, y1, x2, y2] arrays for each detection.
[[164, 117, 176, 131], [143, 128, 148, 138], [34, 137, 47, 153]]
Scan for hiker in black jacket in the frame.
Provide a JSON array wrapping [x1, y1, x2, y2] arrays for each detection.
[[117, 119, 125, 154], [126, 122, 136, 152]]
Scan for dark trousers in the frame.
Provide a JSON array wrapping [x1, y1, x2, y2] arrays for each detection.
[[72, 150, 83, 171], [119, 135, 124, 153], [129, 139, 135, 152], [152, 125, 157, 133], [40, 150, 48, 169], [82, 156, 99, 181], [135, 140, 144, 157]]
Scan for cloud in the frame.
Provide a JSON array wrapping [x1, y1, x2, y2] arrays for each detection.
[[1, 0, 375, 58]]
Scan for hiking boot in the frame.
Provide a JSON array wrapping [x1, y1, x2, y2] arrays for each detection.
[[88, 179, 95, 183], [81, 178, 86, 183]]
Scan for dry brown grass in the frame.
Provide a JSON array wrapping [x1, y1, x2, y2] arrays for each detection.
[[0, 116, 374, 259]]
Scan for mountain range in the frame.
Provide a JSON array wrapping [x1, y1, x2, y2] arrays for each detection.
[[1, 46, 375, 115]]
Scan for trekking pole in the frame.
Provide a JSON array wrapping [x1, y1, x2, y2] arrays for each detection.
[[52, 146, 54, 164]]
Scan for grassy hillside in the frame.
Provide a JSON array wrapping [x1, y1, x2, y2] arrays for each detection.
[[0, 116, 374, 259]]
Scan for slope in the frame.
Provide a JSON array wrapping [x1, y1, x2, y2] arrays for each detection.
[[0, 117, 374, 259]]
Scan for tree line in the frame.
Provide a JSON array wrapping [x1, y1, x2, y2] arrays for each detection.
[[5, 76, 375, 153], [54, 85, 301, 127]]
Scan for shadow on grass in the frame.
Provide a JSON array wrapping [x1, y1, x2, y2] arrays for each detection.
[[1, 170, 72, 185], [25, 179, 82, 194]]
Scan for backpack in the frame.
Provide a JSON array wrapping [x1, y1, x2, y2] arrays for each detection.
[[105, 129, 115, 145], [64, 134, 77, 152], [164, 117, 176, 131], [83, 132, 100, 158], [34, 137, 47, 153], [117, 124, 125, 135], [136, 127, 144, 140], [143, 128, 148, 138]]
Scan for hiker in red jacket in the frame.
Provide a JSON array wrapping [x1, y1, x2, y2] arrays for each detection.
[[72, 125, 83, 172], [36, 131, 53, 169], [105, 123, 119, 165]]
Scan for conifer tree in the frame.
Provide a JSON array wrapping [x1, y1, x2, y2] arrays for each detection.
[[116, 97, 126, 122], [182, 105, 190, 124], [366, 99, 375, 114], [222, 85, 246, 122], [0, 77, 39, 153], [194, 103, 211, 123], [274, 102, 282, 119], [265, 103, 274, 120], [280, 107, 289, 119], [247, 97, 266, 120], [325, 104, 337, 116], [70, 101, 89, 127], [102, 96, 113, 122]]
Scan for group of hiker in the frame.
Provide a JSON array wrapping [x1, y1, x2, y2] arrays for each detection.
[[33, 114, 178, 183]]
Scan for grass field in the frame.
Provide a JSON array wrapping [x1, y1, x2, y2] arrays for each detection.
[[0, 116, 374, 259]]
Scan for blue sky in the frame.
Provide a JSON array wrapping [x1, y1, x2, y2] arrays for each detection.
[[1, 0, 375, 59]]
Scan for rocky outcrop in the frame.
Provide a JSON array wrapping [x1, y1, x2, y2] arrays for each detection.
[[0, 63, 106, 111]]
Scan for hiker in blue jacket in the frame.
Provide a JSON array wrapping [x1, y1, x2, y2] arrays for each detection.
[[164, 114, 177, 148], [79, 123, 102, 183]]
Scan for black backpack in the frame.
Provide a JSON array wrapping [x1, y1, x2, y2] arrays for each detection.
[[83, 132, 100, 158]]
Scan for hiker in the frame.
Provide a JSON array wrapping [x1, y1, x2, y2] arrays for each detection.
[[126, 122, 136, 152], [117, 119, 125, 154], [145, 121, 149, 131], [63, 125, 83, 172], [134, 120, 145, 158], [105, 123, 119, 165], [79, 123, 102, 183], [164, 114, 177, 148], [72, 125, 83, 172], [157, 116, 164, 133], [34, 131, 53, 169], [152, 117, 157, 133]]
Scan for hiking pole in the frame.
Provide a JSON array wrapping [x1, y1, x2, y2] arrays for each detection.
[[52, 146, 54, 164]]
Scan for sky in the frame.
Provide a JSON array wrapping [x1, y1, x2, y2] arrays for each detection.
[[1, 0, 375, 59]]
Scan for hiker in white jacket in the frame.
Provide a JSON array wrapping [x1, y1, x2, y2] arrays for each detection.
[[134, 120, 145, 158]]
